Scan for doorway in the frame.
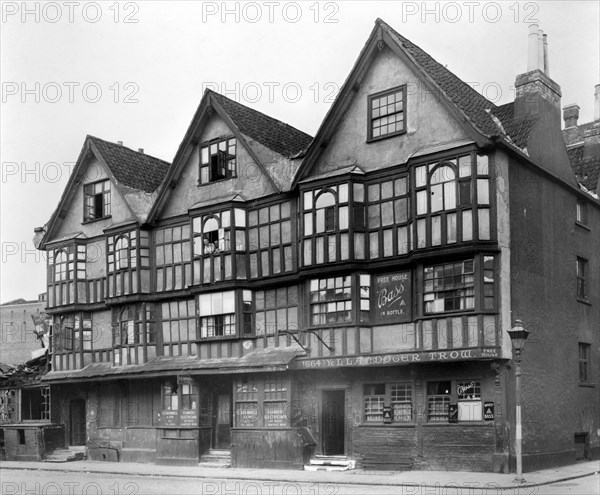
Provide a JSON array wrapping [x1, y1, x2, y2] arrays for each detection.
[[212, 388, 232, 449], [69, 399, 86, 446], [322, 390, 345, 455]]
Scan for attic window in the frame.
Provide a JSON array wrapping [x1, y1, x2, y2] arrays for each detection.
[[84, 179, 111, 221], [368, 85, 406, 141], [199, 137, 237, 184]]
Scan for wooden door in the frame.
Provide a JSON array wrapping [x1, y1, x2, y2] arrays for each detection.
[[322, 390, 345, 455], [213, 392, 232, 449], [69, 399, 86, 446]]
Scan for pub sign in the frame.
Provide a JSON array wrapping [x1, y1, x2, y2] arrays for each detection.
[[373, 271, 411, 323]]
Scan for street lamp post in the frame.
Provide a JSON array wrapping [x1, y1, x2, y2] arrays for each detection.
[[507, 319, 530, 484]]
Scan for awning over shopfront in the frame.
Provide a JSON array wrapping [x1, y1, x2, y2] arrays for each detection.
[[43, 346, 306, 384]]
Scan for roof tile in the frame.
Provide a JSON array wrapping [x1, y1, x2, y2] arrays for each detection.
[[88, 136, 170, 193], [210, 91, 313, 157]]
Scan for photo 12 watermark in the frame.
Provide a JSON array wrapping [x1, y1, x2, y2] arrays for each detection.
[[2, 82, 140, 104], [399, 1, 539, 24], [1, 1, 140, 24], [200, 2, 340, 24]]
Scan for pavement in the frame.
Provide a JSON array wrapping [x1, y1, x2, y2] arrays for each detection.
[[0, 459, 598, 489]]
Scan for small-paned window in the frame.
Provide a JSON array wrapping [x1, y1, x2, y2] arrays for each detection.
[[161, 300, 197, 344], [424, 260, 475, 313], [302, 184, 350, 266], [427, 380, 483, 422], [363, 383, 413, 423], [234, 375, 290, 428], [309, 276, 352, 325], [367, 176, 410, 259], [248, 202, 293, 278], [255, 286, 298, 336], [368, 86, 406, 140], [198, 291, 236, 338], [427, 381, 451, 422], [199, 137, 237, 183], [112, 304, 155, 347], [84, 180, 111, 221], [155, 224, 192, 292], [163, 381, 179, 410]]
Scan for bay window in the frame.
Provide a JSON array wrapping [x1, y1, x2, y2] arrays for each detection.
[[198, 291, 236, 338], [309, 274, 371, 326], [413, 153, 492, 249], [423, 255, 496, 314], [192, 209, 246, 284], [248, 202, 293, 278], [302, 184, 350, 265]]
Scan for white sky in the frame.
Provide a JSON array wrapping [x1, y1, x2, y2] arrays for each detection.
[[1, 0, 599, 303]]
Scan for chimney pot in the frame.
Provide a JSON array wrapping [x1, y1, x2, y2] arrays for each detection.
[[594, 84, 600, 122], [117, 141, 123, 146], [527, 24, 539, 72], [138, 148, 144, 154], [537, 28, 544, 74], [563, 104, 580, 128], [543, 34, 549, 75]]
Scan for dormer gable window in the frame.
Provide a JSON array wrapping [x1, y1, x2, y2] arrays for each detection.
[[368, 85, 406, 141], [83, 179, 111, 221], [199, 137, 237, 184]]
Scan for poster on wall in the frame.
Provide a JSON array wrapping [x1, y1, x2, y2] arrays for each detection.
[[373, 271, 412, 323]]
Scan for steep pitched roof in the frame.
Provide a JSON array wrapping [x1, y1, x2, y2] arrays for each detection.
[[88, 136, 170, 193], [567, 144, 600, 193], [379, 19, 500, 137], [491, 102, 538, 149], [209, 91, 312, 158]]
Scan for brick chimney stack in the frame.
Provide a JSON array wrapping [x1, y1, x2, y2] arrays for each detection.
[[563, 104, 580, 128], [514, 25, 574, 185], [514, 25, 561, 120]]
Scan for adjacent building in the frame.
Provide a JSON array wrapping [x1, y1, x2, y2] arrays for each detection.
[[33, 20, 599, 471]]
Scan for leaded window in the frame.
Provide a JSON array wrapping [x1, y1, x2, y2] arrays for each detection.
[[424, 260, 475, 314], [367, 176, 410, 259], [248, 202, 293, 278], [309, 276, 352, 325], [254, 286, 298, 336], [303, 184, 350, 266], [413, 153, 491, 249], [155, 224, 192, 292]]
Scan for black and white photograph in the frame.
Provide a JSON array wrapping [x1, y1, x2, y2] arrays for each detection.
[[1, 1, 599, 494]]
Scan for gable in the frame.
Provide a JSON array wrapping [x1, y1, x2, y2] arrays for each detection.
[[310, 46, 473, 178], [49, 155, 137, 242], [159, 113, 279, 220]]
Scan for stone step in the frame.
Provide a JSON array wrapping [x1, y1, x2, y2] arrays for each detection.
[[44, 450, 86, 463], [304, 464, 352, 472], [309, 459, 356, 467], [200, 455, 231, 463], [198, 461, 231, 468]]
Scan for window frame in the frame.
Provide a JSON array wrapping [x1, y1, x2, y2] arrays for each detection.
[[234, 375, 290, 428], [363, 382, 414, 424], [198, 137, 237, 185], [83, 179, 111, 222], [426, 379, 484, 423], [576, 199, 588, 226], [367, 85, 407, 142], [577, 257, 588, 302], [579, 342, 591, 384]]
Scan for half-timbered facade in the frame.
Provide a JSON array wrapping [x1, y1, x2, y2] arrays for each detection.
[[35, 19, 599, 471]]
